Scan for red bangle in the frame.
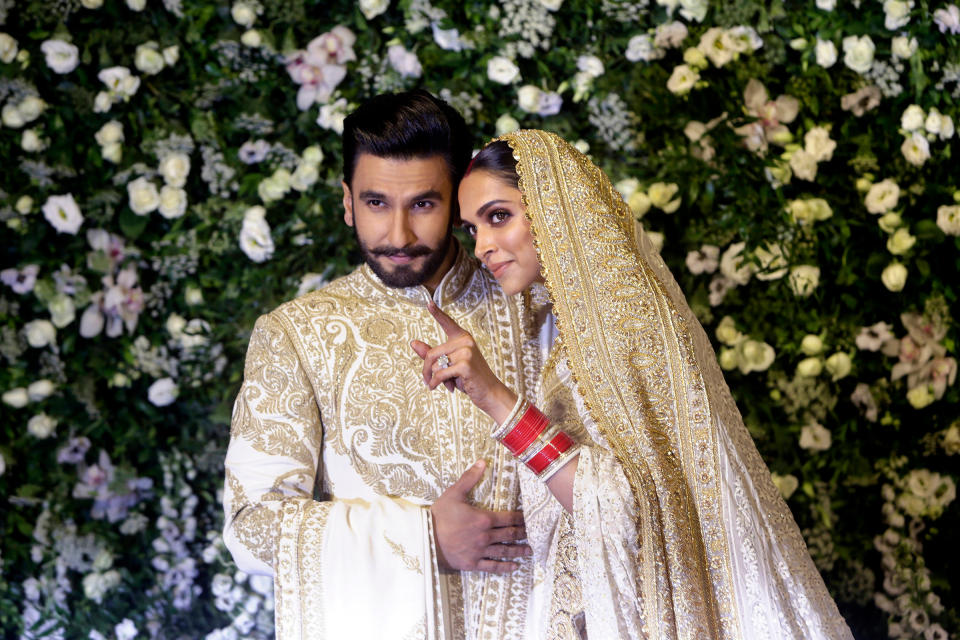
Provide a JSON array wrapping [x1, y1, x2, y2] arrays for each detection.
[[501, 404, 550, 457], [524, 431, 576, 475]]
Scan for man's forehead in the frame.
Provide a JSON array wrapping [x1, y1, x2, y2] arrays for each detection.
[[352, 153, 452, 196]]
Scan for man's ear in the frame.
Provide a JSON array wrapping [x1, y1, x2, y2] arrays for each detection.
[[342, 181, 354, 227]]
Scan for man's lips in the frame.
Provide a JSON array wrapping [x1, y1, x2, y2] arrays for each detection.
[[488, 260, 512, 278], [385, 254, 415, 264]]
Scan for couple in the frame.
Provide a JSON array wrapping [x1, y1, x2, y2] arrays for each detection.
[[223, 90, 853, 639]]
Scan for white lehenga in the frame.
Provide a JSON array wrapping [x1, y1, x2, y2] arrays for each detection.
[[497, 129, 853, 640]]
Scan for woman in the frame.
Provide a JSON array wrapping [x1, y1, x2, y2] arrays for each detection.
[[412, 130, 853, 639]]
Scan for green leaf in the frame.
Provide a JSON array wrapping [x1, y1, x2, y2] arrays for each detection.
[[119, 207, 149, 240]]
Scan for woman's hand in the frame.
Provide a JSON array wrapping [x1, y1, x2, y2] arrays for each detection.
[[410, 302, 517, 424]]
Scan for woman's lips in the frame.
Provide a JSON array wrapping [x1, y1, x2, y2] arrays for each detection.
[[488, 260, 512, 278]]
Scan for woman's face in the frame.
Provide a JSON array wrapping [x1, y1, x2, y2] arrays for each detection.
[[458, 169, 544, 296]]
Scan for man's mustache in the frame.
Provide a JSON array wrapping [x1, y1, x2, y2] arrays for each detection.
[[369, 245, 433, 259]]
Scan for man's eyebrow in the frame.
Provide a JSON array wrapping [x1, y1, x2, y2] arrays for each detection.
[[407, 189, 445, 203], [357, 190, 389, 201]]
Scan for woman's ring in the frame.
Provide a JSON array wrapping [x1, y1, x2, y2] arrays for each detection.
[[437, 354, 451, 369]]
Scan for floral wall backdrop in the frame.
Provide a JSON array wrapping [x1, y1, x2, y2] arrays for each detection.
[[1, 0, 958, 638]]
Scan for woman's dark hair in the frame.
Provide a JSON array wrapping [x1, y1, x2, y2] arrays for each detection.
[[465, 140, 519, 189], [341, 89, 472, 188]]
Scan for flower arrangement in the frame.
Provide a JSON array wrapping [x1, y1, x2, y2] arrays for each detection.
[[1, 0, 957, 638]]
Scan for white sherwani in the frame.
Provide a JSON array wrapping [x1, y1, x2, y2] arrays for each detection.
[[223, 248, 538, 640]]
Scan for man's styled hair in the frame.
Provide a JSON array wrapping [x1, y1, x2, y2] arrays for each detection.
[[341, 90, 472, 188]]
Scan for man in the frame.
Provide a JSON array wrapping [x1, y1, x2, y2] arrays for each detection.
[[223, 91, 538, 639]]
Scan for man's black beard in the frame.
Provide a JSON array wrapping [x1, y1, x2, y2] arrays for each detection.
[[356, 226, 454, 289]]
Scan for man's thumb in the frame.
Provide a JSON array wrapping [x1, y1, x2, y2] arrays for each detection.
[[452, 460, 486, 495]]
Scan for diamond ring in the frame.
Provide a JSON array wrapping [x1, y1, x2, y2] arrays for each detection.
[[437, 354, 451, 369]]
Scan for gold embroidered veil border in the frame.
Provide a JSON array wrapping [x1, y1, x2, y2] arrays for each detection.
[[497, 130, 738, 640]]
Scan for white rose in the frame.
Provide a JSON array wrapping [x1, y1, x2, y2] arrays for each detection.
[[516, 85, 542, 113], [24, 319, 56, 348], [799, 422, 832, 451], [825, 352, 853, 380], [18, 96, 47, 123], [682, 47, 708, 69], [231, 2, 257, 27], [816, 0, 836, 9], [49, 294, 76, 328], [628, 192, 652, 217], [16, 196, 33, 214], [891, 36, 918, 59], [27, 380, 56, 402], [487, 56, 520, 84], [679, 0, 708, 22], [936, 204, 960, 235], [934, 5, 960, 33], [577, 54, 604, 78], [626, 34, 664, 63], [884, 0, 912, 30], [788, 265, 820, 297], [886, 227, 916, 255], [386, 44, 421, 78], [864, 179, 900, 214], [126, 0, 146, 11], [258, 169, 291, 202], [815, 38, 837, 68], [842, 35, 875, 74], [924, 108, 945, 135], [804, 127, 836, 162], [2, 387, 29, 408], [901, 132, 930, 167], [771, 473, 799, 499], [901, 104, 925, 131], [241, 29, 262, 47], [796, 357, 824, 377], [159, 152, 190, 187], [301, 145, 323, 166], [185, 286, 204, 306], [158, 186, 188, 219], [878, 212, 902, 233], [431, 23, 463, 51], [81, 0, 104, 7], [127, 177, 160, 215], [0, 33, 18, 64], [100, 142, 121, 164], [666, 64, 699, 95], [736, 339, 776, 374], [538, 0, 563, 8], [789, 148, 818, 181], [42, 194, 84, 234], [654, 21, 689, 48], [290, 163, 319, 192], [162, 46, 179, 65], [940, 115, 956, 140], [881, 262, 908, 291], [647, 182, 680, 212], [358, 0, 389, 20], [166, 313, 187, 337], [2, 104, 25, 128], [715, 316, 742, 346], [907, 385, 935, 409], [317, 99, 348, 134], [134, 44, 164, 75], [718, 347, 739, 371], [239, 206, 274, 262], [21, 129, 46, 152], [495, 114, 520, 136], [93, 91, 113, 113], [41, 39, 79, 74], [95, 120, 124, 146], [808, 198, 833, 221], [800, 335, 824, 356], [27, 413, 58, 439], [79, 304, 104, 338], [148, 377, 179, 407], [697, 28, 733, 67], [720, 242, 755, 285]]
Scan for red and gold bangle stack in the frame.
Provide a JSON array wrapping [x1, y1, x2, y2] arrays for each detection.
[[492, 398, 580, 481]]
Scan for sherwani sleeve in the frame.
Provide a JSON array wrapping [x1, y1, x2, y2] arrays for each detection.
[[223, 313, 445, 640]]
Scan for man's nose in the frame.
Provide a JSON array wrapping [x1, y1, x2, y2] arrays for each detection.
[[387, 209, 416, 247]]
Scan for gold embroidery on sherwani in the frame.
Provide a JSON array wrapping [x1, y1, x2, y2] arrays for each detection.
[[226, 246, 534, 639], [385, 533, 424, 574], [499, 129, 852, 640]]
